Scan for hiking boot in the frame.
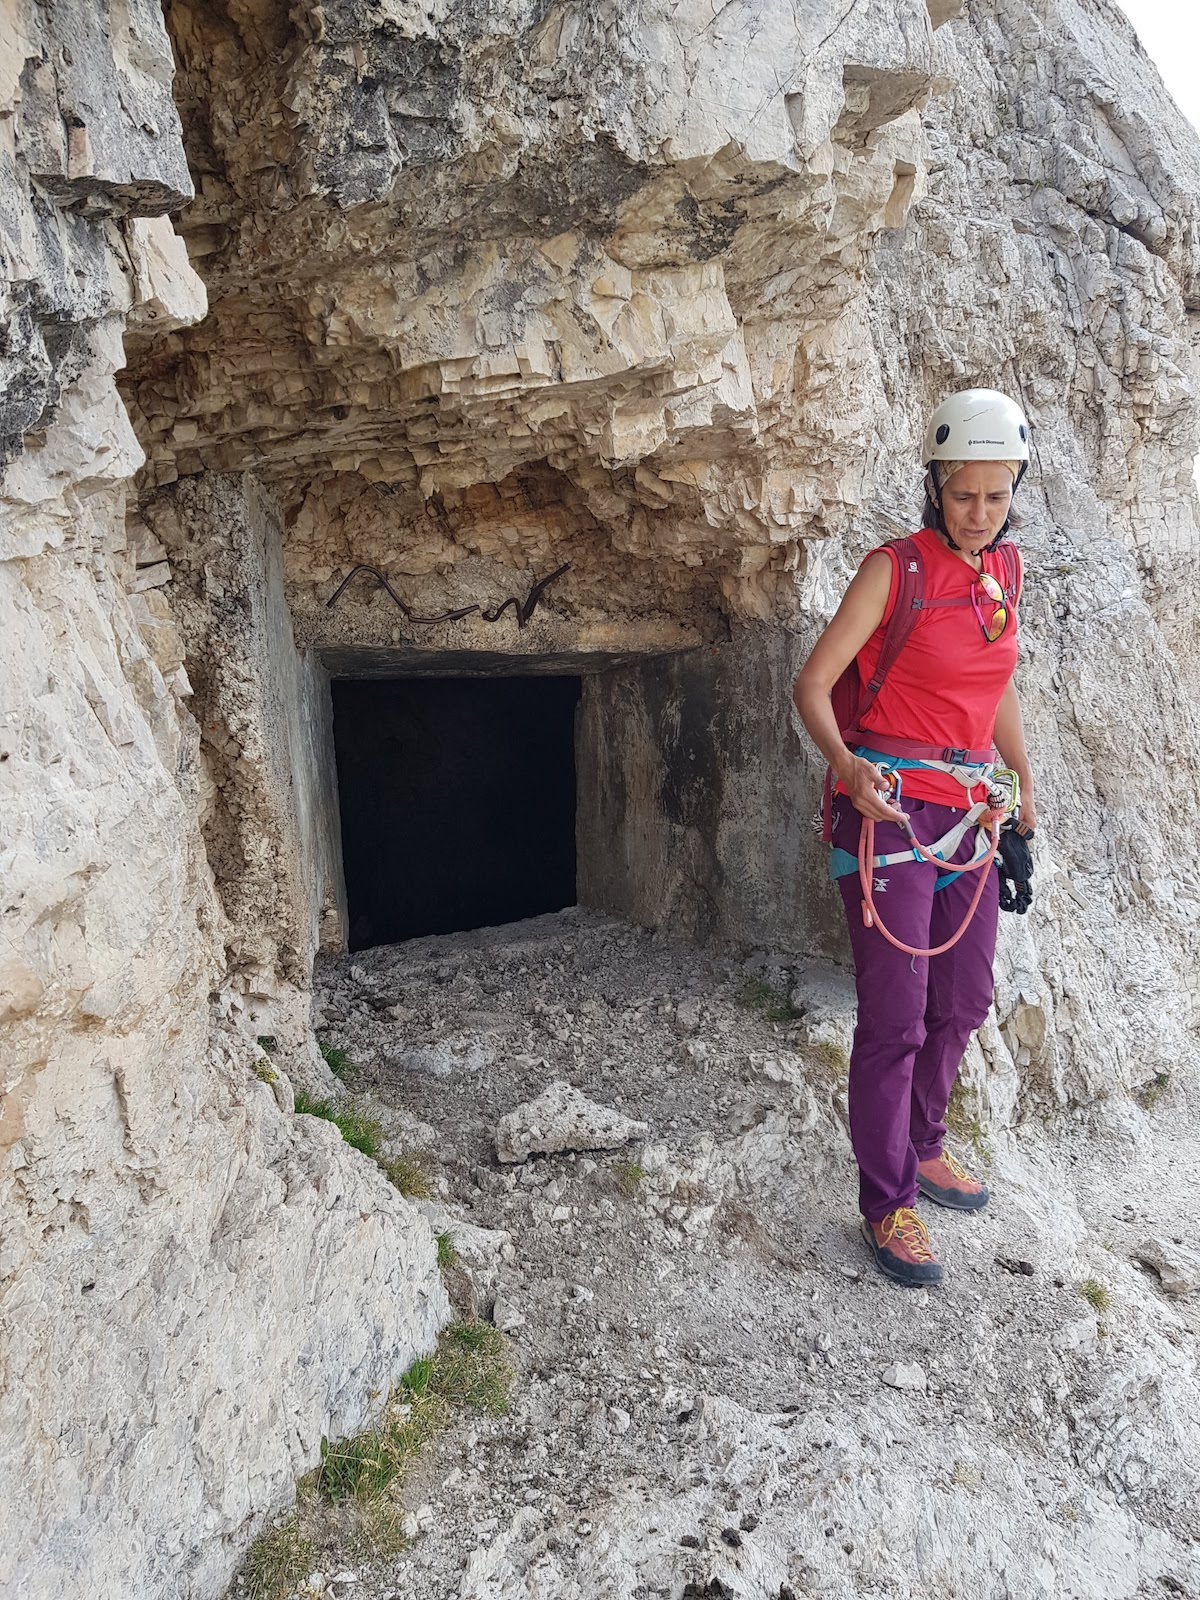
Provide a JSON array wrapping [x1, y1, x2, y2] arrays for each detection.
[[916, 1151, 989, 1212], [860, 1207, 944, 1287]]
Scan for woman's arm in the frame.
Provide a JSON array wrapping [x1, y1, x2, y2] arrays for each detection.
[[792, 553, 907, 822], [992, 677, 1037, 835]]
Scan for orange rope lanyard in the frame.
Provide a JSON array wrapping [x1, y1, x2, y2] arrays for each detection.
[[856, 809, 1002, 959]]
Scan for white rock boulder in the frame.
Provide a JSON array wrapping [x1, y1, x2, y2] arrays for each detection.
[[496, 1081, 649, 1164], [1133, 1238, 1200, 1299]]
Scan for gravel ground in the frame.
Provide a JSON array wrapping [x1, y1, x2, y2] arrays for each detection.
[[272, 908, 1200, 1600]]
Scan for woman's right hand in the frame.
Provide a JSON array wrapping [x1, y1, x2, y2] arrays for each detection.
[[838, 754, 909, 823]]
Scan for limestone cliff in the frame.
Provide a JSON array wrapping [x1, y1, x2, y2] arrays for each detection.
[[0, 6, 449, 1597], [2, 0, 1198, 1595]]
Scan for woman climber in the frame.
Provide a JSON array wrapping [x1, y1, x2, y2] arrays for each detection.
[[792, 389, 1037, 1287]]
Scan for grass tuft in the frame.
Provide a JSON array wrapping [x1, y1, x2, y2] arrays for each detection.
[[378, 1154, 433, 1198], [809, 1040, 849, 1078], [946, 1075, 971, 1131], [293, 1093, 436, 1208], [436, 1321, 512, 1413], [1134, 1070, 1171, 1111], [313, 1322, 512, 1519], [238, 1514, 314, 1600], [1080, 1277, 1111, 1313], [256, 1035, 277, 1054], [232, 1325, 513, 1586], [401, 1356, 436, 1400], [436, 1231, 458, 1270], [736, 978, 801, 1021], [766, 1000, 802, 1023], [946, 1079, 991, 1165], [293, 1092, 384, 1159], [737, 978, 775, 1009], [317, 1426, 410, 1506], [614, 1160, 644, 1196], [319, 1038, 354, 1081]]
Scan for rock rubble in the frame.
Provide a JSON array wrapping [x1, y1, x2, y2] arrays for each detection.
[[296, 909, 1200, 1600]]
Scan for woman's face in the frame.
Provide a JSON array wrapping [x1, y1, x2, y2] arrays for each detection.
[[939, 461, 1014, 554]]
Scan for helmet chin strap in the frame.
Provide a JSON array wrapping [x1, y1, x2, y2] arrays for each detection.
[[927, 475, 962, 549]]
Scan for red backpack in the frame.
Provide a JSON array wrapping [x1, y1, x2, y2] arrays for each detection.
[[820, 535, 1020, 841]]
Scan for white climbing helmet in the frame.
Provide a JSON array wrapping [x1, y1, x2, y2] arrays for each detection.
[[923, 389, 1030, 466]]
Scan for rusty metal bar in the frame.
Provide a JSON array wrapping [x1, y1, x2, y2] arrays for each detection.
[[324, 562, 570, 630]]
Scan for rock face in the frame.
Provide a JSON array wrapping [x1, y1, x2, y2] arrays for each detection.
[[2, 0, 1199, 1597], [0, 7, 449, 1598], [130, 0, 941, 577], [140, 470, 350, 1083]]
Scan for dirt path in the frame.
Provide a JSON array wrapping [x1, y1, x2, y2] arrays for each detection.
[[279, 909, 1200, 1600]]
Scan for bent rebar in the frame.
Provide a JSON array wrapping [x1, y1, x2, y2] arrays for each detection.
[[324, 562, 570, 630]]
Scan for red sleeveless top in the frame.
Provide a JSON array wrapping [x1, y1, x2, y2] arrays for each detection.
[[851, 527, 1021, 808]]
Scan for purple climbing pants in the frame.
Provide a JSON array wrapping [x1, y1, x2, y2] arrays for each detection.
[[831, 797, 999, 1223]]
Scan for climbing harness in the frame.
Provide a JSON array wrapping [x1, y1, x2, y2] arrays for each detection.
[[829, 759, 1019, 957]]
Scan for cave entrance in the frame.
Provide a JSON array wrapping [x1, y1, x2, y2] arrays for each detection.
[[331, 675, 581, 950]]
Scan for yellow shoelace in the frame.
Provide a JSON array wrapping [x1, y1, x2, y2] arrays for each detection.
[[941, 1151, 975, 1184], [881, 1207, 935, 1261]]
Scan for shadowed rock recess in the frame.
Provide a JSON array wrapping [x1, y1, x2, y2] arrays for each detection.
[[1, 0, 1198, 1596]]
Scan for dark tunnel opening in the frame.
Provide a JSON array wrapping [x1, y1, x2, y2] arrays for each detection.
[[331, 675, 581, 950]]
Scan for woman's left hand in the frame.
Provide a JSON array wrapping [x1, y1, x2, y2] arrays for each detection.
[[1015, 790, 1037, 836]]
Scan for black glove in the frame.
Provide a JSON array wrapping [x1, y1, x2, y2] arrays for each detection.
[[997, 820, 1034, 914]]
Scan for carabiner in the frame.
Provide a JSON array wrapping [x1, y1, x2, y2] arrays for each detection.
[[874, 763, 903, 807], [985, 766, 1021, 818]]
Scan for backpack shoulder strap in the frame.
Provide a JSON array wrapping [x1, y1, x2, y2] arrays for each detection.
[[848, 536, 925, 731], [997, 540, 1021, 601]]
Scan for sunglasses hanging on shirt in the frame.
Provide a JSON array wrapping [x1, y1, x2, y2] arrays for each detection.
[[972, 571, 1009, 643]]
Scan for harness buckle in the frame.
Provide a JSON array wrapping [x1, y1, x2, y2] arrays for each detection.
[[942, 747, 969, 764]]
